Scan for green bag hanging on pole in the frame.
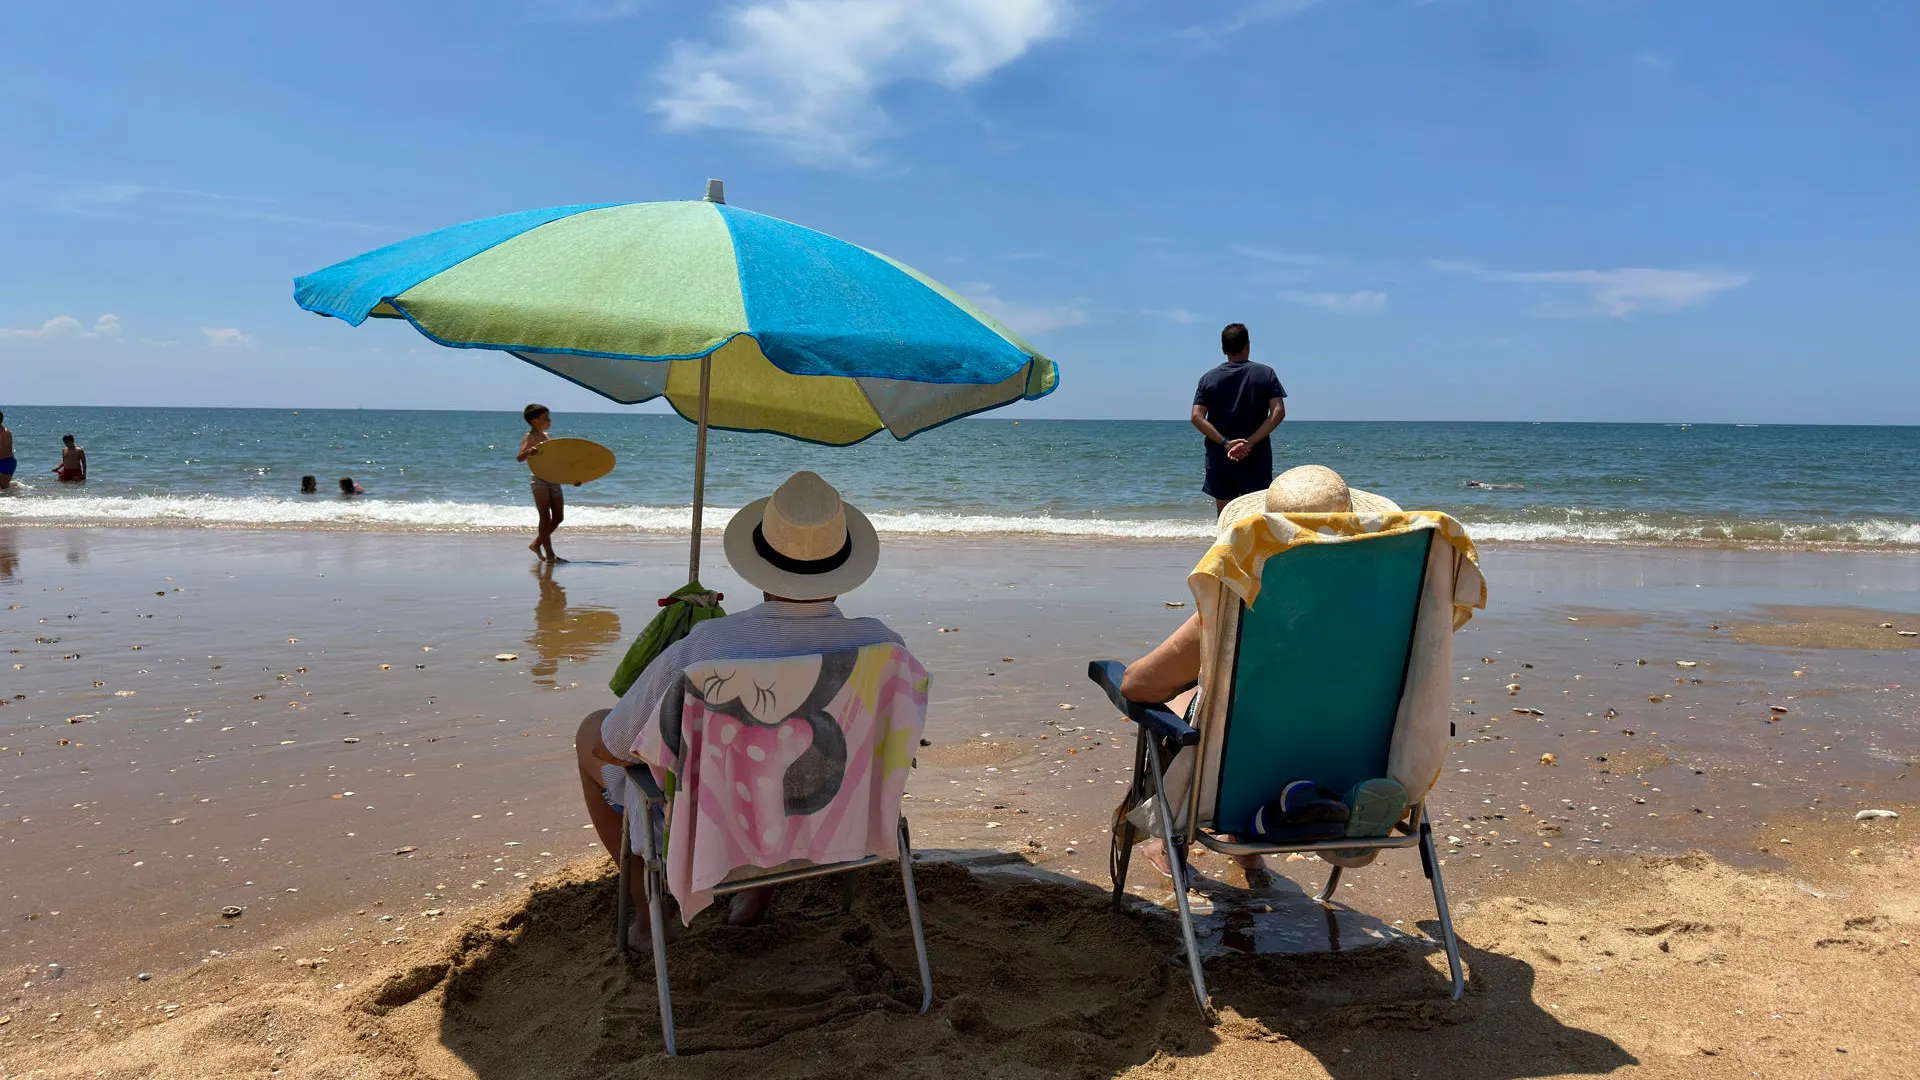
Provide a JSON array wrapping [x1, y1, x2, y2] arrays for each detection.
[[607, 581, 727, 698]]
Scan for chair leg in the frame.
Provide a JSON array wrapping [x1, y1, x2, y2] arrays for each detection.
[[897, 817, 933, 1014], [1417, 811, 1465, 1001], [1111, 730, 1147, 909], [640, 805, 678, 1055], [1314, 864, 1344, 905], [1111, 820, 1138, 909], [615, 813, 633, 953], [1144, 736, 1212, 1020]]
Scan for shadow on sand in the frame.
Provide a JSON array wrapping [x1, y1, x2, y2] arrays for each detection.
[[366, 852, 1633, 1079]]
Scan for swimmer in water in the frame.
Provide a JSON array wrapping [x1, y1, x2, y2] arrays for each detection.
[[1467, 481, 1526, 490], [54, 434, 87, 482], [0, 412, 15, 490]]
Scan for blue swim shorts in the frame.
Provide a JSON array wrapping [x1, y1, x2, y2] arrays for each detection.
[[0, 457, 16, 477]]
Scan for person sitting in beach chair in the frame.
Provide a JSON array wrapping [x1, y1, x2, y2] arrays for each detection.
[[573, 471, 933, 1053], [1091, 464, 1487, 1015], [1114, 466, 1404, 883]]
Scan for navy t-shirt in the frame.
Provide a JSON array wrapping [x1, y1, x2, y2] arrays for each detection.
[[1194, 359, 1286, 499]]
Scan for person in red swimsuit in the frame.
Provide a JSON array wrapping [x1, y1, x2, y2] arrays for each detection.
[[54, 434, 86, 482]]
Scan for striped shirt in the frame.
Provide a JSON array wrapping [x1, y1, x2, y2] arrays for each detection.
[[600, 600, 904, 774]]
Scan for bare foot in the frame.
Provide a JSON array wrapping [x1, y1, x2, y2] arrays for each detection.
[[1140, 838, 1175, 879], [529, 540, 543, 555], [548, 554, 569, 564], [622, 916, 682, 951], [726, 886, 774, 926]]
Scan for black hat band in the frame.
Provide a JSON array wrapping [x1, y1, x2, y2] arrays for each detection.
[[752, 523, 853, 576]]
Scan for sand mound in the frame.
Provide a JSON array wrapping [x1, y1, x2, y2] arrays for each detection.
[[7, 856, 1494, 1079], [11, 822, 1917, 1079]]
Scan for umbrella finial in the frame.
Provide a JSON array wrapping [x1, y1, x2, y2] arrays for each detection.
[[704, 179, 725, 204]]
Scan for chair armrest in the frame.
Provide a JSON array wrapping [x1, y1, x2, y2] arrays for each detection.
[[624, 764, 666, 805], [1086, 660, 1199, 746]]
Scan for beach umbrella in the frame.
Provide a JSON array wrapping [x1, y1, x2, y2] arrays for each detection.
[[293, 180, 1057, 579], [294, 181, 1059, 691]]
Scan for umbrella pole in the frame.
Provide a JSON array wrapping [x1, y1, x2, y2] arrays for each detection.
[[687, 354, 712, 581]]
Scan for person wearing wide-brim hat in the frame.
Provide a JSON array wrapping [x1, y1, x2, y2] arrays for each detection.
[[574, 471, 902, 930], [1112, 465, 1401, 883]]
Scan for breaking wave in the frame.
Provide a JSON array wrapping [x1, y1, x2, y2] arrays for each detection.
[[4, 494, 1919, 548]]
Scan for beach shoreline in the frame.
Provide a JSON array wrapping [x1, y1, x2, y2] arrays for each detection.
[[3, 412, 1917, 550], [8, 519, 1920, 556]]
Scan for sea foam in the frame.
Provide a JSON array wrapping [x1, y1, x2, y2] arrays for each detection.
[[5, 494, 1919, 548]]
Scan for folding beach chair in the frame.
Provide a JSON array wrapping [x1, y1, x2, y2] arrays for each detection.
[[1089, 514, 1486, 1018], [612, 645, 934, 1056]]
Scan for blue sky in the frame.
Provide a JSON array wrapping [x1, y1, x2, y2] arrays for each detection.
[[2, 0, 1916, 423]]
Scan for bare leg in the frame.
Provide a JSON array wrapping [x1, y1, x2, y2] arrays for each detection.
[[546, 490, 567, 562], [727, 887, 774, 926], [532, 486, 557, 560], [575, 710, 651, 933]]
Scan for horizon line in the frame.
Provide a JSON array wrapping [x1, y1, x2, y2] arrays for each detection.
[[3, 404, 1915, 428]]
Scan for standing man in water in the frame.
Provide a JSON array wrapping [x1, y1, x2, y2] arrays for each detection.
[[0, 412, 16, 490], [1191, 323, 1287, 513]]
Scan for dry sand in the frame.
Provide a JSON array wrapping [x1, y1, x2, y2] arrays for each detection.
[[4, 528, 1920, 1077], [2, 812, 1913, 1079]]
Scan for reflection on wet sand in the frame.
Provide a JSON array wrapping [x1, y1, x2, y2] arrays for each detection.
[[0, 527, 17, 582], [528, 562, 623, 686], [64, 529, 89, 566]]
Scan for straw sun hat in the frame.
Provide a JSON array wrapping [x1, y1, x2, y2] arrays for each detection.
[[724, 471, 879, 601], [1216, 465, 1401, 540]]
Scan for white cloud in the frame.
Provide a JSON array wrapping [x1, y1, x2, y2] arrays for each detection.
[[1231, 245, 1320, 266], [0, 314, 122, 340], [652, 0, 1072, 167], [1433, 260, 1750, 317], [5, 175, 379, 229], [529, 0, 646, 20], [1279, 289, 1387, 313], [963, 284, 1089, 335], [1181, 0, 1325, 41], [201, 327, 255, 348], [51, 183, 151, 213]]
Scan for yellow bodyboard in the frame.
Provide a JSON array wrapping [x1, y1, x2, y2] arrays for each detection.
[[529, 437, 616, 486]]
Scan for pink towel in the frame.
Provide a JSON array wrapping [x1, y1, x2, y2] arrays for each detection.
[[630, 643, 930, 922]]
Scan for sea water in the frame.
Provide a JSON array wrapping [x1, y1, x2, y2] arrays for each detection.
[[2, 408, 1917, 547]]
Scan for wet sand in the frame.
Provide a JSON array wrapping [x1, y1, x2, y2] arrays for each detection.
[[2, 527, 1918, 1076]]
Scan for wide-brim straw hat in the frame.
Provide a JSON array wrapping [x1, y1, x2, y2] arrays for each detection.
[[1216, 464, 1402, 540], [724, 471, 879, 601]]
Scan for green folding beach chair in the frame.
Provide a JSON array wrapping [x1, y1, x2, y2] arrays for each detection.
[[1089, 527, 1465, 1018]]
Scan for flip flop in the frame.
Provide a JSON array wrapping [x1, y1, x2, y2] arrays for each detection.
[[1249, 780, 1351, 843], [1344, 778, 1408, 838], [1325, 778, 1409, 867]]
